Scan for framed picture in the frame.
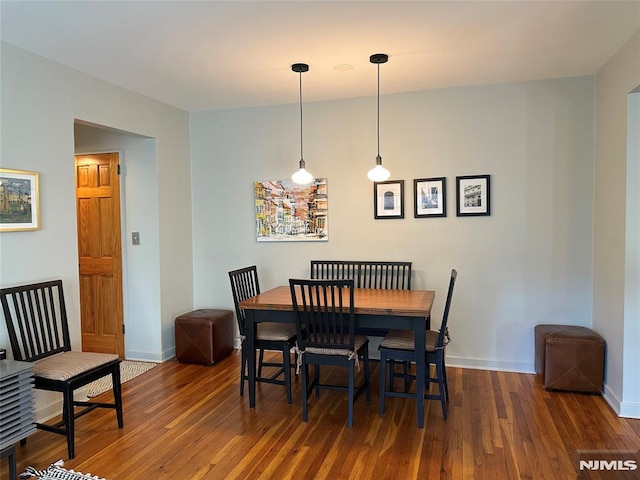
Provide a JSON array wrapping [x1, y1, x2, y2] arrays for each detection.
[[374, 180, 404, 219], [456, 174, 491, 217], [254, 178, 328, 242], [0, 168, 40, 232], [414, 177, 446, 218]]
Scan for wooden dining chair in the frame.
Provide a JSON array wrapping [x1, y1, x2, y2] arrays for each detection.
[[0, 280, 123, 459], [378, 269, 457, 420], [228, 266, 298, 404], [289, 278, 370, 428]]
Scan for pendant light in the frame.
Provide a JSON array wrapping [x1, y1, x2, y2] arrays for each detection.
[[368, 53, 391, 182], [291, 63, 314, 185]]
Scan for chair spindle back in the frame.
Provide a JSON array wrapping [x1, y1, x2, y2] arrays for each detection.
[[289, 278, 355, 351], [228, 266, 261, 337], [1, 280, 70, 362]]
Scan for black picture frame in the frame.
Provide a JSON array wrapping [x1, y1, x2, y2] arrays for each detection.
[[374, 180, 404, 219], [414, 177, 446, 218], [456, 174, 491, 216]]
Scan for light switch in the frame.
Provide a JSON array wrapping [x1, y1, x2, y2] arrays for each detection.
[[132, 232, 140, 245]]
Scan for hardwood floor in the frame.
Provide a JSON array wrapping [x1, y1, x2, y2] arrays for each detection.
[[3, 352, 639, 479]]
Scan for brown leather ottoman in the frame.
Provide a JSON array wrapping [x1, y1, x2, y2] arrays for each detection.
[[175, 309, 234, 365], [534, 324, 605, 393]]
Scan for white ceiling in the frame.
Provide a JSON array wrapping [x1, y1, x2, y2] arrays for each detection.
[[2, 1, 639, 112]]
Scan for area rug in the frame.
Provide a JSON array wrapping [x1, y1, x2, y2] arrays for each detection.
[[85, 360, 157, 398], [21, 460, 106, 479]]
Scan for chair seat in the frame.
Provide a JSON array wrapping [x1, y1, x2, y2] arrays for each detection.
[[34, 351, 119, 381], [305, 335, 369, 357], [380, 329, 439, 352], [256, 322, 297, 342]]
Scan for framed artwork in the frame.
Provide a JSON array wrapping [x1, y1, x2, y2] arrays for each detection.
[[414, 177, 446, 218], [456, 174, 491, 217], [374, 180, 404, 219], [0, 168, 40, 232], [254, 178, 328, 242]]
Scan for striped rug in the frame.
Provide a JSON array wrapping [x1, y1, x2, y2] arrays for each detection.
[[85, 360, 157, 398]]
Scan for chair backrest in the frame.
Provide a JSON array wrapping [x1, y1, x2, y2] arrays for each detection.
[[436, 269, 457, 348], [289, 278, 355, 352], [228, 266, 261, 337], [310, 260, 412, 290], [0, 279, 71, 362]]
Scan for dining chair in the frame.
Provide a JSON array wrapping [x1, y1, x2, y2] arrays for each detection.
[[229, 266, 298, 404], [378, 269, 457, 420], [289, 278, 370, 428], [0, 280, 123, 459]]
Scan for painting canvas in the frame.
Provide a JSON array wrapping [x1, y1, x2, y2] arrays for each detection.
[[254, 178, 328, 242], [0, 168, 40, 231]]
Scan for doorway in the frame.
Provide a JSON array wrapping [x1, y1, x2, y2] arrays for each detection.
[[75, 152, 125, 357]]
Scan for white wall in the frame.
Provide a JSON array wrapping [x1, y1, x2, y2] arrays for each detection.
[[594, 29, 640, 417], [190, 76, 595, 373], [623, 91, 640, 416], [74, 123, 163, 361], [0, 42, 193, 362]]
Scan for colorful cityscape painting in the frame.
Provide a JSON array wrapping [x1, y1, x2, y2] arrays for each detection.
[[0, 169, 39, 231], [254, 178, 328, 242]]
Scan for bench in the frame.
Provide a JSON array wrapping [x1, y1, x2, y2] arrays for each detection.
[[0, 280, 123, 459], [310, 260, 412, 290]]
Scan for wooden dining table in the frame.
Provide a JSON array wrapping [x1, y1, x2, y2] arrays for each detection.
[[239, 285, 435, 428]]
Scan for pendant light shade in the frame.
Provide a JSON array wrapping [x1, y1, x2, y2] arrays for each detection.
[[291, 63, 314, 185], [368, 53, 390, 182]]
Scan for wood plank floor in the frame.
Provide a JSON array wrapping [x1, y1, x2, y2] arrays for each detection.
[[3, 352, 639, 479]]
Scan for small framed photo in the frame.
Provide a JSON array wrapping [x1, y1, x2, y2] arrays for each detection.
[[414, 177, 446, 218], [374, 180, 404, 219], [0, 168, 40, 232], [456, 174, 491, 217]]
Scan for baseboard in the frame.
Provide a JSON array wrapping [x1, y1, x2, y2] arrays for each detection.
[[124, 350, 167, 362], [446, 355, 535, 374]]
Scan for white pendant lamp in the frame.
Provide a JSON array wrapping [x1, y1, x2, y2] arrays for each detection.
[[291, 63, 314, 185], [368, 53, 391, 182]]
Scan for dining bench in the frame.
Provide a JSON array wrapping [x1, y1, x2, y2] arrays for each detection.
[[310, 260, 412, 290]]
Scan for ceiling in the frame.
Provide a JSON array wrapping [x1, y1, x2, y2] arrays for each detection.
[[2, 1, 639, 112]]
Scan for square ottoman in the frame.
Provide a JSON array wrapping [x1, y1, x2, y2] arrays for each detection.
[[175, 309, 234, 365], [534, 324, 605, 393]]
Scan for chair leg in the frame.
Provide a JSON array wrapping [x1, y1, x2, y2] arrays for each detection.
[[403, 361, 411, 392], [379, 350, 387, 415], [301, 361, 309, 422], [442, 357, 449, 403], [314, 365, 320, 398], [112, 364, 124, 428], [363, 348, 371, 403], [389, 359, 395, 390], [240, 347, 247, 396], [63, 388, 75, 459], [283, 347, 292, 405], [347, 361, 354, 428], [435, 354, 447, 419], [258, 348, 265, 378]]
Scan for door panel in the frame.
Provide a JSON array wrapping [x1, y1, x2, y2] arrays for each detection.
[[75, 152, 124, 357]]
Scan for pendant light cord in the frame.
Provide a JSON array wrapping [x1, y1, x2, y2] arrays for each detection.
[[299, 71, 304, 161], [377, 62, 380, 159]]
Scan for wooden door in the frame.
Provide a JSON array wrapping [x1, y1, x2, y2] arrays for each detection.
[[75, 152, 124, 357]]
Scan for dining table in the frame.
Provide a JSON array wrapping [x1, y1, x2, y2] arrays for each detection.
[[239, 285, 435, 428]]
